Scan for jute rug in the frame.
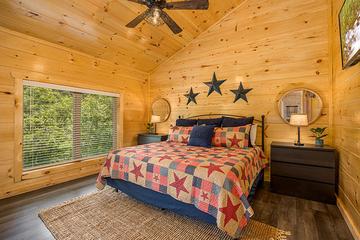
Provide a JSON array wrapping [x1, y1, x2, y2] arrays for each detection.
[[39, 189, 290, 240]]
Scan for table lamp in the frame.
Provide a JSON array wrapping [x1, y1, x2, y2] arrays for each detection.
[[150, 115, 161, 134], [290, 114, 308, 146]]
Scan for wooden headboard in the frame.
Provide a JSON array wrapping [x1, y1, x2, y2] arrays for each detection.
[[179, 114, 265, 152]]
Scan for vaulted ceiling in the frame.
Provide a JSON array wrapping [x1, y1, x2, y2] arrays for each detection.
[[0, 0, 244, 72]]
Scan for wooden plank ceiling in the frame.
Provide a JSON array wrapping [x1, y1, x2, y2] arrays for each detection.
[[0, 0, 244, 72]]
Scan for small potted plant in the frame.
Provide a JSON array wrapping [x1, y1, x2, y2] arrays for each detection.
[[146, 122, 155, 134], [310, 127, 327, 147]]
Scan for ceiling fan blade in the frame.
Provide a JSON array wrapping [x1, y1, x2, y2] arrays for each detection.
[[165, 0, 209, 10], [159, 10, 182, 34], [126, 9, 151, 28], [127, 0, 149, 6]]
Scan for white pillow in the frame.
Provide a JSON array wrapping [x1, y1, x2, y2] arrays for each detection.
[[250, 124, 257, 146]]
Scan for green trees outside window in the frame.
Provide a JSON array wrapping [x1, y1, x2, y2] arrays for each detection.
[[23, 85, 117, 170]]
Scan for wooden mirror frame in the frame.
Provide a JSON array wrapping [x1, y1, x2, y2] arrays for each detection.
[[277, 88, 323, 125], [151, 98, 171, 122]]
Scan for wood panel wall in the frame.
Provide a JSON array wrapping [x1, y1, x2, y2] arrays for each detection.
[[0, 26, 149, 199], [331, 0, 360, 237], [2, 5, 358, 239], [150, 0, 331, 158]]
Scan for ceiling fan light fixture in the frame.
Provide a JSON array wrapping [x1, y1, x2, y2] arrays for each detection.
[[126, 0, 209, 34], [145, 7, 164, 26]]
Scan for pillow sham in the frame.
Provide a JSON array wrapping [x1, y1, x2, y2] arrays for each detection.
[[188, 125, 215, 148], [176, 119, 198, 127], [168, 126, 193, 144], [212, 125, 251, 148], [222, 116, 254, 127], [198, 118, 223, 127]]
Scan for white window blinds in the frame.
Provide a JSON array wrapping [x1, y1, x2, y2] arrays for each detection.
[[23, 81, 119, 170]]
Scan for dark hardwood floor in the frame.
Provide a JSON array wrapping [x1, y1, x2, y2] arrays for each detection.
[[0, 176, 354, 240]]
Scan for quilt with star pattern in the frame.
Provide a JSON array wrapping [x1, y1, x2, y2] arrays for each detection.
[[96, 141, 267, 238]]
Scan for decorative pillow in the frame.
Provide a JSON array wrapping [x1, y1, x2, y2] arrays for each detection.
[[212, 125, 251, 148], [168, 126, 193, 144], [250, 124, 258, 146], [198, 118, 223, 127], [176, 119, 198, 127], [222, 116, 254, 127], [188, 125, 215, 148]]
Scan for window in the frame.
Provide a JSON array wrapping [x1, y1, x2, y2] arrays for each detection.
[[23, 81, 118, 170]]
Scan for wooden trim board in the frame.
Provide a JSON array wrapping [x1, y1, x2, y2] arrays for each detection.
[[23, 80, 120, 97], [118, 93, 124, 148], [13, 78, 23, 183], [22, 157, 104, 180], [337, 197, 360, 240]]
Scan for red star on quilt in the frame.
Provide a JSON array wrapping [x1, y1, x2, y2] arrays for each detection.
[[158, 155, 172, 162], [181, 136, 189, 144], [219, 196, 241, 226], [130, 162, 144, 181], [201, 163, 224, 177], [227, 134, 241, 147], [170, 172, 189, 197], [201, 191, 209, 201]]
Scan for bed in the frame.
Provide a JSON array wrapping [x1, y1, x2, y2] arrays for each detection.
[[96, 114, 267, 238]]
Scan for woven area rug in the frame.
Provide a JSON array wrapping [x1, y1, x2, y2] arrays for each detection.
[[39, 189, 290, 240]]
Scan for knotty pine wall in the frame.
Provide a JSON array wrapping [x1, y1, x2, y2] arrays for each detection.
[[332, 0, 360, 237], [150, 0, 331, 157], [0, 27, 149, 199]]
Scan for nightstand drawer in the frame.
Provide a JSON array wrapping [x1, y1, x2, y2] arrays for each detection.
[[271, 161, 335, 184], [271, 176, 336, 204], [138, 134, 168, 145], [138, 136, 156, 145], [271, 147, 335, 168]]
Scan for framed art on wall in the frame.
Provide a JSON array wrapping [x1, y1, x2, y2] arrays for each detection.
[[339, 0, 360, 69]]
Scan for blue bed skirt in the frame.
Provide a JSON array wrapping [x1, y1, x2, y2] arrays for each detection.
[[106, 169, 264, 225]]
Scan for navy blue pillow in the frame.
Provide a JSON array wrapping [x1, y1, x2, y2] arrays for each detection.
[[176, 119, 198, 126], [222, 116, 254, 127], [188, 125, 215, 148], [197, 118, 222, 127]]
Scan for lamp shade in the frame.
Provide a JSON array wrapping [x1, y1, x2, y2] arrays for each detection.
[[150, 115, 161, 123], [290, 114, 309, 126]]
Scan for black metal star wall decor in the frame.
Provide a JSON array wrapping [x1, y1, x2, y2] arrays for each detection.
[[184, 87, 200, 105], [203, 72, 226, 96], [231, 82, 253, 103]]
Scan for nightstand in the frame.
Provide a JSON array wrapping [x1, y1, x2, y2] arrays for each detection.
[[137, 133, 168, 145], [270, 141, 338, 204]]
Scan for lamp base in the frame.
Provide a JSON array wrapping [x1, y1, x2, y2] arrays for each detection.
[[294, 127, 304, 146]]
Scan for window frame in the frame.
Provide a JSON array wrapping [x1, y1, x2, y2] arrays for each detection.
[[14, 79, 123, 182]]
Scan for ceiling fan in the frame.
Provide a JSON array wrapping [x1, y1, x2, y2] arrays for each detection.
[[126, 0, 209, 34]]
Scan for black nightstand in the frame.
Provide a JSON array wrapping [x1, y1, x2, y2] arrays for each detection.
[[137, 133, 168, 145], [270, 141, 338, 204]]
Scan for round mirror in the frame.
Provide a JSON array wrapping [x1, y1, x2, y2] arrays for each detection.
[[278, 88, 323, 124], [152, 98, 171, 122]]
